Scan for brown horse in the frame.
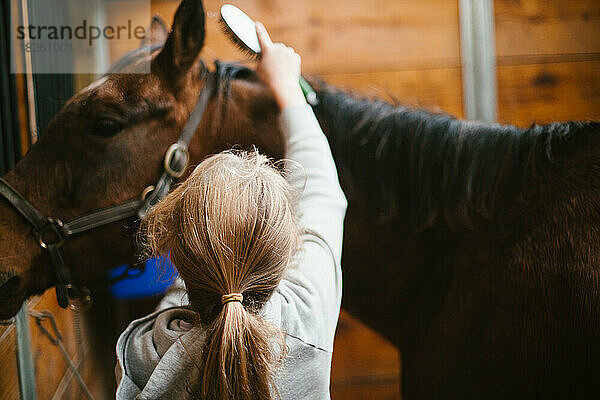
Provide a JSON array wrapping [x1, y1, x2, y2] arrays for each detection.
[[1, 0, 599, 398]]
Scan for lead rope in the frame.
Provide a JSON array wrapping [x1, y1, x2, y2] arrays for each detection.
[[66, 285, 92, 399], [28, 309, 95, 400], [72, 299, 86, 399]]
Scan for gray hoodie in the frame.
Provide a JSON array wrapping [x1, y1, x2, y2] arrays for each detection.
[[115, 103, 348, 399]]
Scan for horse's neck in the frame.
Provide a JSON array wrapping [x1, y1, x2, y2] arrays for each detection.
[[313, 83, 600, 347]]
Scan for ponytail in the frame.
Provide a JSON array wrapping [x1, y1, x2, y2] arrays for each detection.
[[200, 300, 285, 400], [139, 150, 301, 399]]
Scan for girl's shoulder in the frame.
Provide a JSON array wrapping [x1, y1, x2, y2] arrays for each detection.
[[115, 306, 205, 399], [117, 305, 199, 360]]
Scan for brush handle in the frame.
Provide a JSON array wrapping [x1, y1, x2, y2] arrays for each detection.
[[299, 76, 319, 106]]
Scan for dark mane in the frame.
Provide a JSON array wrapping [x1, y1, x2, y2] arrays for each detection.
[[313, 84, 600, 232], [213, 60, 255, 95]]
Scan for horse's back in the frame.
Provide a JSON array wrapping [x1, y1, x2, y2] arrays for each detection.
[[402, 188, 600, 399]]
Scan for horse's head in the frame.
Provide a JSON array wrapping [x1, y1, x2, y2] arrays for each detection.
[[0, 0, 282, 318]]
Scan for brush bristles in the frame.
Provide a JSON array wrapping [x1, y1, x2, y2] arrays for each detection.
[[219, 17, 261, 60]]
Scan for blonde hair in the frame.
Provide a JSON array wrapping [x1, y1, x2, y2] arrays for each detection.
[[139, 149, 302, 399]]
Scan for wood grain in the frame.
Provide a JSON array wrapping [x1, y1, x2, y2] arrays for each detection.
[[29, 290, 74, 399], [331, 311, 401, 399], [497, 60, 600, 127], [28, 288, 97, 400], [495, 0, 600, 60], [332, 311, 400, 382], [331, 380, 401, 400], [152, 0, 461, 74], [0, 326, 19, 400], [321, 67, 464, 118]]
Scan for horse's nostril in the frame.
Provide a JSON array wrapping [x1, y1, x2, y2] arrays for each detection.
[[0, 275, 21, 301]]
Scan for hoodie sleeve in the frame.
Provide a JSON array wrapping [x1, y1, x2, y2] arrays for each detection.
[[280, 103, 348, 262], [261, 103, 347, 352]]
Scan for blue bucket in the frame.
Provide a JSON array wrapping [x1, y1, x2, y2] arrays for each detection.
[[109, 255, 178, 299]]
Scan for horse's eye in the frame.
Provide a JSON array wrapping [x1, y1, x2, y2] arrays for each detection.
[[90, 118, 125, 138]]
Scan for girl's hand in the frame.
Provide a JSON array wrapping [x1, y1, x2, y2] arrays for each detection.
[[255, 22, 306, 109]]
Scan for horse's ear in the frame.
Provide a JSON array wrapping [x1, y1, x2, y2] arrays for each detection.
[[142, 14, 168, 48], [153, 0, 205, 78]]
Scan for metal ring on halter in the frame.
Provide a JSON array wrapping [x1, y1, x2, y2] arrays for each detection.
[[66, 285, 93, 311], [36, 217, 65, 249], [140, 185, 155, 201], [164, 143, 189, 179]]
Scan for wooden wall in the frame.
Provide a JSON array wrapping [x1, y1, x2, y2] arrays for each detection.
[[1, 1, 598, 399], [495, 0, 600, 126], [0, 323, 21, 400], [0, 291, 112, 399]]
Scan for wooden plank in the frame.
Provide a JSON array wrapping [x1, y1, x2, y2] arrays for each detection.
[[331, 311, 400, 391], [29, 289, 79, 399], [28, 289, 105, 400], [51, 312, 100, 400], [321, 67, 464, 118], [497, 53, 600, 67], [497, 60, 600, 127], [0, 324, 13, 343], [495, 0, 600, 59], [153, 0, 459, 34], [105, 1, 153, 67], [14, 73, 31, 156], [332, 380, 401, 400], [0, 326, 20, 400], [152, 0, 461, 74]]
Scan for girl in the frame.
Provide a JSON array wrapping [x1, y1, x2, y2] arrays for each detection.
[[115, 22, 347, 400]]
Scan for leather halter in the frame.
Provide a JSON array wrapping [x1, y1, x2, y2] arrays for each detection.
[[0, 72, 217, 309]]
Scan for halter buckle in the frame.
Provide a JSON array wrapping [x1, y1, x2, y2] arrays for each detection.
[[36, 217, 65, 249], [164, 143, 189, 179]]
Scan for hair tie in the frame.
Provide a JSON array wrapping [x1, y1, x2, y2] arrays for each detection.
[[221, 293, 244, 305]]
